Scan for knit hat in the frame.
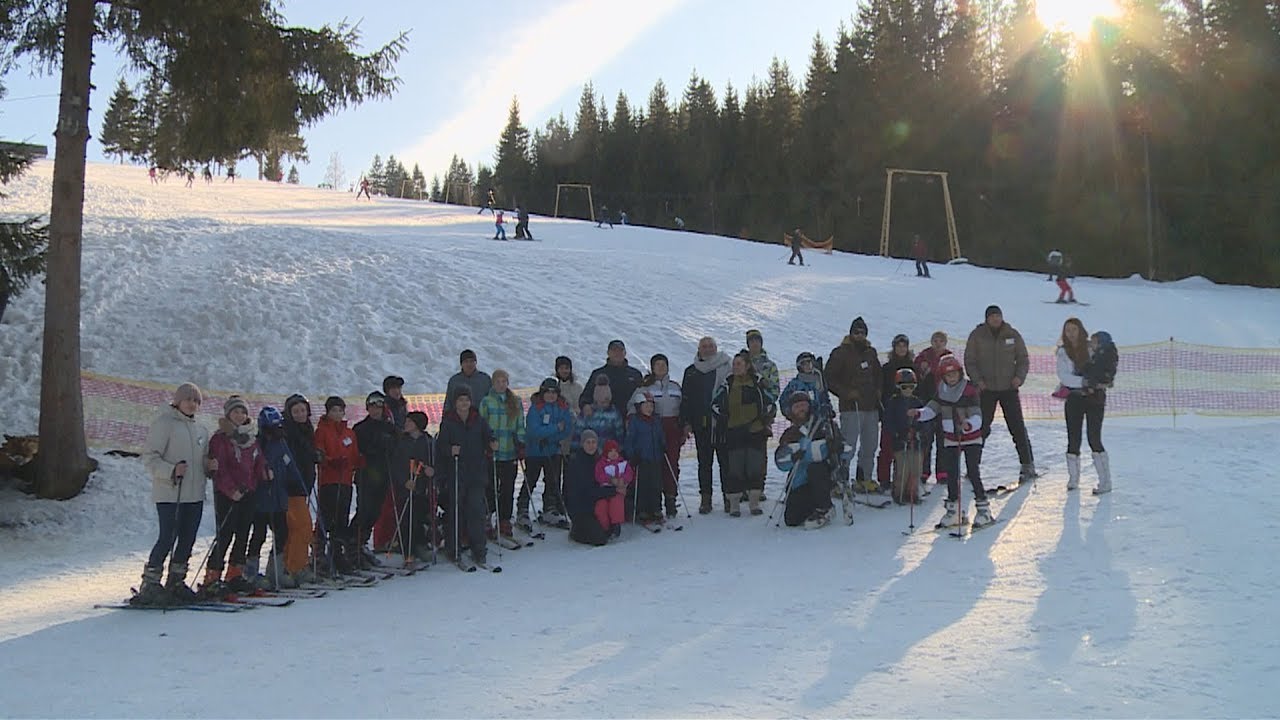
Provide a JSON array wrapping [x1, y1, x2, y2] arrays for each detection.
[[985, 305, 1003, 318], [602, 439, 622, 457], [382, 375, 405, 392], [460, 349, 477, 363], [579, 429, 598, 446], [893, 333, 910, 346], [172, 382, 203, 406], [938, 355, 964, 377], [406, 411, 429, 432], [745, 329, 763, 345], [850, 317, 869, 335], [555, 355, 573, 369], [324, 396, 346, 412], [223, 395, 249, 418]]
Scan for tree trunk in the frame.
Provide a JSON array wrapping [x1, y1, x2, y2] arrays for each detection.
[[37, 0, 96, 500]]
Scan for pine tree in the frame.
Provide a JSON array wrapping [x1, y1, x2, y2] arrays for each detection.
[[1, 0, 407, 499], [410, 163, 426, 199], [429, 174, 442, 202], [0, 82, 48, 326], [383, 154, 408, 197], [494, 98, 532, 204], [99, 78, 145, 164], [569, 83, 602, 185], [287, 164, 300, 184], [367, 154, 386, 195]]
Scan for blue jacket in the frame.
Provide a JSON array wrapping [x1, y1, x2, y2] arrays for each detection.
[[623, 413, 666, 463], [573, 405, 624, 449], [781, 373, 833, 418], [774, 417, 834, 490], [525, 397, 574, 458], [256, 434, 300, 513]]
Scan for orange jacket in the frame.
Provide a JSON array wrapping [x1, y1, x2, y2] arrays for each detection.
[[314, 416, 363, 486]]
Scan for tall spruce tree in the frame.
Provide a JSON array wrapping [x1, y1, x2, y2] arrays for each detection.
[[494, 98, 532, 204], [0, 81, 48, 326], [99, 78, 145, 163]]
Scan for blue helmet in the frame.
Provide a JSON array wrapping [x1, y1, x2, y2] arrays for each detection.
[[258, 406, 284, 429]]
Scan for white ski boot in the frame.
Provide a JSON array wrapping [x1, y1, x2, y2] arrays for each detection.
[[936, 499, 966, 529], [972, 500, 996, 528]]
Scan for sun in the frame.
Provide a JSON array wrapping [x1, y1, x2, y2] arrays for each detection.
[[1035, 0, 1120, 40]]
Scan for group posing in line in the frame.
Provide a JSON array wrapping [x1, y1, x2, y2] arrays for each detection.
[[131, 307, 1118, 606]]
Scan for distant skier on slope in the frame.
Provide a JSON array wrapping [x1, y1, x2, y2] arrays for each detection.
[[786, 228, 806, 266], [494, 209, 507, 240], [356, 177, 372, 200], [912, 234, 931, 277], [514, 205, 532, 240], [478, 188, 496, 215], [1053, 254, 1077, 303]]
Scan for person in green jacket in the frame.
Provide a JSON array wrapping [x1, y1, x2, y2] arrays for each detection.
[[479, 369, 526, 539]]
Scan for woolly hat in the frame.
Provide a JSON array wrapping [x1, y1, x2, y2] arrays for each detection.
[[602, 439, 622, 457], [579, 429, 598, 446], [172, 382, 203, 406], [850, 317, 869, 335], [324, 396, 346, 412], [459, 349, 477, 363], [539, 378, 561, 394], [985, 305, 1003, 318], [745, 328, 763, 345], [406, 411, 429, 432], [223, 395, 249, 418]]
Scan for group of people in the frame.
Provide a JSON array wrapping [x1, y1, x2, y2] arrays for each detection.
[[132, 308, 1117, 606]]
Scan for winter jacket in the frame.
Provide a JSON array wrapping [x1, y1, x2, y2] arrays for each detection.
[[711, 374, 776, 449], [574, 404, 624, 449], [964, 321, 1029, 392], [255, 434, 298, 513], [624, 412, 666, 463], [1083, 333, 1118, 390], [390, 431, 434, 494], [775, 417, 837, 490], [435, 409, 494, 491], [143, 405, 211, 504], [749, 350, 781, 402], [525, 396, 573, 458], [781, 373, 833, 418], [881, 392, 927, 451], [825, 336, 882, 412], [917, 380, 983, 447], [282, 414, 318, 496], [680, 352, 731, 430], [595, 453, 635, 489], [882, 351, 916, 405], [912, 237, 927, 261], [384, 395, 408, 429], [209, 425, 266, 500], [1055, 346, 1087, 392], [913, 347, 950, 401], [564, 449, 613, 520], [354, 415, 398, 485], [478, 390, 526, 461], [582, 361, 645, 416], [314, 416, 362, 487], [444, 370, 492, 415], [635, 376, 682, 418]]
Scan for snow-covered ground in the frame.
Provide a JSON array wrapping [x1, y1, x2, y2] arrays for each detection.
[[0, 162, 1277, 718]]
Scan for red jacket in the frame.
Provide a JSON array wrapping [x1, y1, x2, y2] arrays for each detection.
[[315, 416, 363, 486]]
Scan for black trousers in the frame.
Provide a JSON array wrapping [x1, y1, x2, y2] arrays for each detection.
[[354, 469, 388, 547], [486, 459, 518, 525], [788, 248, 804, 265], [1065, 392, 1106, 454], [569, 510, 609, 546], [940, 445, 986, 502], [519, 455, 563, 515], [784, 464, 833, 527], [633, 459, 663, 518], [249, 510, 288, 562], [915, 260, 930, 277], [446, 481, 489, 561], [693, 426, 722, 497], [210, 493, 255, 570], [317, 483, 353, 550], [979, 389, 1034, 465]]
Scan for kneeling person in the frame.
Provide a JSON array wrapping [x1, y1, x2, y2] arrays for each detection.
[[775, 392, 836, 528]]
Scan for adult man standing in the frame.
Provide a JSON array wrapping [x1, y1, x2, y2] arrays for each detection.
[[445, 349, 492, 413], [964, 305, 1037, 482], [825, 316, 883, 493], [581, 340, 644, 417], [787, 229, 805, 266], [680, 337, 731, 514]]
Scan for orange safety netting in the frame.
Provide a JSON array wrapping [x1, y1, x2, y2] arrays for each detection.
[[783, 232, 834, 253], [80, 339, 1280, 454]]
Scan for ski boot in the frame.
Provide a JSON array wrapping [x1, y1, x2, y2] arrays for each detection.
[[972, 500, 995, 528], [165, 561, 199, 604], [130, 565, 171, 607], [515, 512, 534, 534], [936, 499, 967, 529], [224, 564, 255, 594], [804, 508, 832, 530]]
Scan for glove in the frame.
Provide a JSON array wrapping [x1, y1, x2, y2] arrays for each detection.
[[516, 443, 526, 461]]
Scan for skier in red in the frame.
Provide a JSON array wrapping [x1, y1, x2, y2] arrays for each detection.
[[1054, 255, 1077, 303], [912, 235, 931, 277], [494, 209, 507, 240]]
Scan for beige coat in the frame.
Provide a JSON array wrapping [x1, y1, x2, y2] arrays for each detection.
[[964, 322, 1029, 392], [143, 405, 211, 503]]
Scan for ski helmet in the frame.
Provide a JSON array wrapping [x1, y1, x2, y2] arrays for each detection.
[[539, 377, 561, 394], [938, 355, 963, 378], [258, 406, 284, 429], [795, 351, 816, 369], [894, 368, 917, 386]]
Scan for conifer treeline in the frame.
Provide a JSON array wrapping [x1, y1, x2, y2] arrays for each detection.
[[446, 0, 1280, 286]]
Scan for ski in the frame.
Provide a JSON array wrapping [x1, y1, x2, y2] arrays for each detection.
[[475, 561, 503, 574], [349, 568, 395, 581], [454, 557, 478, 573], [638, 523, 662, 534], [96, 601, 248, 613], [950, 518, 1005, 538], [1042, 300, 1090, 306], [223, 595, 294, 607], [377, 564, 421, 576], [491, 535, 525, 551], [854, 498, 892, 509], [259, 588, 327, 599]]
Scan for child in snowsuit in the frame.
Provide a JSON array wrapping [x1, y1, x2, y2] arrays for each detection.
[[780, 352, 834, 420], [877, 334, 916, 492], [911, 356, 992, 528], [436, 388, 496, 566], [575, 378, 624, 448], [775, 391, 837, 528], [565, 430, 614, 546], [881, 369, 927, 505], [520, 378, 574, 529], [252, 407, 301, 589], [281, 394, 318, 581], [594, 439, 634, 539], [624, 391, 667, 523], [1054, 254, 1076, 303], [205, 396, 267, 593]]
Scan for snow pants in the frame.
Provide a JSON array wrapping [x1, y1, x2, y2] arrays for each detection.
[[209, 493, 255, 571], [632, 459, 663, 519], [939, 444, 986, 502], [354, 468, 389, 549], [284, 496, 313, 574], [446, 480, 488, 563], [784, 464, 832, 527], [519, 455, 563, 516], [915, 260, 930, 277], [372, 488, 397, 550], [1056, 277, 1074, 302], [1065, 392, 1106, 455], [692, 426, 723, 498], [659, 416, 684, 501], [486, 460, 518, 526], [316, 483, 353, 556], [839, 410, 880, 485], [249, 510, 288, 565], [720, 443, 766, 495], [594, 494, 625, 530], [979, 389, 1034, 467], [147, 501, 203, 569]]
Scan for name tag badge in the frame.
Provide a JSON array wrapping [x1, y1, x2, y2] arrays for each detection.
[[861, 361, 868, 369], [1005, 338, 1015, 345], [283, 455, 292, 465], [342, 437, 352, 447], [543, 414, 551, 423]]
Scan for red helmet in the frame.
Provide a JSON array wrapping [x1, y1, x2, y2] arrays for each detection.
[[938, 355, 963, 378]]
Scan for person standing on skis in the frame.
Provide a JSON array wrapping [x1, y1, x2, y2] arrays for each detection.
[[965, 305, 1037, 482]]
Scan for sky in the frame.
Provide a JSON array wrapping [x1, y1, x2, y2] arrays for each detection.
[[0, 0, 857, 188]]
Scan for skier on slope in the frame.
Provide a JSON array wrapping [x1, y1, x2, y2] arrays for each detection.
[[356, 177, 372, 200], [912, 234, 931, 277], [390, 410, 436, 563], [313, 396, 362, 575], [478, 187, 496, 215], [514, 205, 533, 240], [786, 228, 806, 266], [1053, 254, 1077, 303], [494, 209, 508, 240], [1046, 249, 1064, 280], [775, 391, 837, 528], [372, 375, 408, 553], [909, 355, 993, 529]]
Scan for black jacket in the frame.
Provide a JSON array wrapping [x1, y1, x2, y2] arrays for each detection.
[[680, 363, 718, 430], [282, 418, 318, 496], [435, 409, 494, 490], [581, 361, 645, 416], [354, 415, 398, 483], [391, 431, 434, 494], [564, 448, 614, 519]]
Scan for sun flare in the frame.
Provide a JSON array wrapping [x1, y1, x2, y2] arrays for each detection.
[[1035, 0, 1120, 40]]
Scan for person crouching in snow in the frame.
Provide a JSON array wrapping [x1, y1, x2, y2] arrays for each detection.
[[624, 390, 666, 524], [881, 369, 927, 505], [252, 407, 300, 590], [565, 430, 614, 545], [204, 395, 266, 595], [594, 439, 634, 539], [775, 391, 836, 529], [909, 356, 993, 528]]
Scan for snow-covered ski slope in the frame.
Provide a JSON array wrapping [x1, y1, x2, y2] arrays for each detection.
[[0, 162, 1278, 718]]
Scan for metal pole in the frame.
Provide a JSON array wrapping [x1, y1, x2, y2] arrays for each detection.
[[1144, 130, 1154, 281]]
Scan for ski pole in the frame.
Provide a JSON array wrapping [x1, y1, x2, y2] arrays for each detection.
[[662, 453, 693, 519], [454, 455, 461, 564], [492, 460, 504, 565], [190, 495, 240, 589], [389, 484, 410, 564], [768, 461, 799, 527]]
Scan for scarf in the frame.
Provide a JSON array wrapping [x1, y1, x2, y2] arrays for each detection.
[[693, 351, 731, 389], [935, 378, 965, 404]]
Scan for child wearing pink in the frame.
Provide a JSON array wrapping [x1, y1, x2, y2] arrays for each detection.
[[593, 440, 634, 538]]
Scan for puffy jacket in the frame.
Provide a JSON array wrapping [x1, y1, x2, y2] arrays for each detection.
[[749, 350, 781, 401], [209, 425, 266, 500], [781, 373, 833, 418], [314, 416, 362, 487], [142, 405, 211, 504], [964, 321, 1029, 392], [825, 336, 882, 412], [354, 415, 398, 484], [526, 397, 573, 458], [256, 435, 298, 513], [881, 393, 927, 451], [710, 374, 776, 449], [680, 352, 731, 430], [595, 452, 635, 488], [391, 431, 434, 494], [435, 409, 494, 491], [282, 413, 318, 496], [624, 412, 666, 462], [918, 381, 983, 447], [635, 376, 682, 418], [775, 417, 836, 490], [1055, 346, 1087, 392], [574, 404, 624, 449], [478, 390, 526, 461]]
